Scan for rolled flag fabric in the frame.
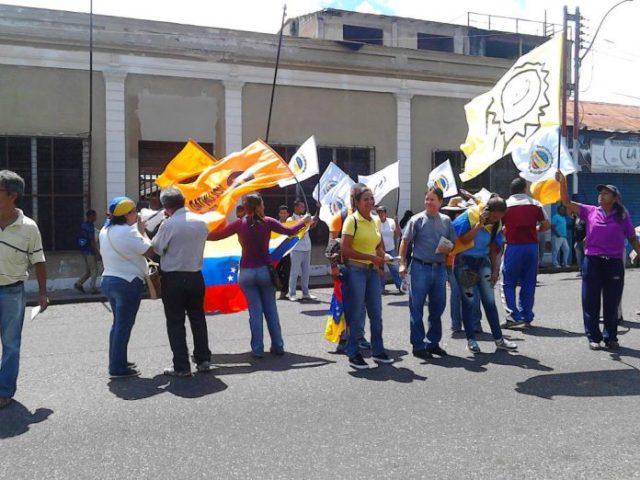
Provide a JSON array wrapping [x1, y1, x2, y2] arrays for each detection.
[[313, 162, 349, 201], [358, 161, 399, 204], [318, 175, 354, 225], [427, 159, 458, 198], [156, 139, 217, 189], [278, 136, 319, 187], [460, 34, 563, 181], [512, 126, 576, 182], [530, 178, 561, 206]]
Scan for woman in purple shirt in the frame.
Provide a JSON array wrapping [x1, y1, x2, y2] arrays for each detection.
[[209, 194, 310, 357], [557, 171, 640, 350]]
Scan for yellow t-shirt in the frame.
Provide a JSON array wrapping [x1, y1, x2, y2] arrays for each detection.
[[341, 211, 381, 265]]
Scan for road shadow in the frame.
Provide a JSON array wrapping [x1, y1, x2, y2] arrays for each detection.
[[515, 368, 640, 400], [516, 325, 583, 338], [0, 401, 53, 438], [427, 351, 553, 373], [300, 309, 329, 317], [387, 300, 409, 307], [108, 372, 228, 401], [209, 351, 335, 376], [349, 349, 426, 382]]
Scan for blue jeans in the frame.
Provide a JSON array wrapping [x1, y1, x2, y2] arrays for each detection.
[[344, 265, 385, 358], [448, 267, 481, 331], [552, 236, 570, 267], [239, 266, 284, 355], [381, 248, 402, 290], [409, 261, 447, 352], [102, 276, 143, 375], [500, 243, 538, 323], [582, 256, 624, 343], [455, 256, 504, 342], [0, 283, 26, 397]]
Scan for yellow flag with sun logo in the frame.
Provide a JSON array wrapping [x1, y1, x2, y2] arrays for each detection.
[[460, 34, 564, 182]]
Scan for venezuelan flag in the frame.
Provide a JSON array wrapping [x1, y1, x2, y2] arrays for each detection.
[[324, 278, 346, 343], [203, 223, 309, 314]]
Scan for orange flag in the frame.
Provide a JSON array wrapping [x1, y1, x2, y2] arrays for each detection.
[[155, 139, 217, 189], [530, 178, 561, 205]]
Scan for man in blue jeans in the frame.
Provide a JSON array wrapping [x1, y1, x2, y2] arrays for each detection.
[[0, 170, 48, 409], [399, 187, 456, 359]]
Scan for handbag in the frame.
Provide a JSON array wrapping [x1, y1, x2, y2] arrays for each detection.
[[106, 229, 161, 299]]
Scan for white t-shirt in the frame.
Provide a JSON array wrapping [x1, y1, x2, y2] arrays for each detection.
[[100, 224, 152, 282], [380, 218, 397, 252], [288, 213, 311, 252]]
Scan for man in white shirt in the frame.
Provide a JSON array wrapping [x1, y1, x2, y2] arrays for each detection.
[[376, 205, 402, 294], [152, 187, 213, 376], [287, 199, 318, 301]]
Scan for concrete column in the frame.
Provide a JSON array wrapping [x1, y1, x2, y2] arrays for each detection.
[[103, 69, 127, 202], [223, 80, 244, 155], [395, 89, 413, 215]]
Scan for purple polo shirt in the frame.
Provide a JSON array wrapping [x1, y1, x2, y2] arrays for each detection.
[[209, 216, 305, 268], [578, 203, 635, 258]]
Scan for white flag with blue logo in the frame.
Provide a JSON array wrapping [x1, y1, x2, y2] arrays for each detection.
[[279, 136, 319, 187], [318, 174, 355, 225], [511, 126, 576, 182], [427, 159, 458, 198], [313, 162, 349, 201], [357, 162, 399, 204]]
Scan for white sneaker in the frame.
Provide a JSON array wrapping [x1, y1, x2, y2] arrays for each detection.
[[287, 295, 298, 301], [302, 294, 318, 300], [467, 340, 481, 354], [495, 338, 518, 351]]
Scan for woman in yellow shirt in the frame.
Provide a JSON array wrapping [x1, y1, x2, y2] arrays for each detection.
[[341, 187, 393, 369]]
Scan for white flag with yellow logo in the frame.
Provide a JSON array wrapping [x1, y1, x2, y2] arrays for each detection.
[[511, 126, 576, 182], [427, 160, 458, 198], [460, 34, 564, 182], [278, 136, 319, 187]]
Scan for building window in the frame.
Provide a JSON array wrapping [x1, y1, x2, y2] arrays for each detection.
[[138, 140, 214, 201], [417, 33, 454, 53], [0, 136, 87, 251], [433, 150, 490, 194], [267, 144, 374, 245], [343, 24, 383, 45]]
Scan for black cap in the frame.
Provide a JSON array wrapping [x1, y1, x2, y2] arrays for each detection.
[[596, 184, 621, 197]]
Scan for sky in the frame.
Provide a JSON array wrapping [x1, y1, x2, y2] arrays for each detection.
[[2, 0, 639, 105]]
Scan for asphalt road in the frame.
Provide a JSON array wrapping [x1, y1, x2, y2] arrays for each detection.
[[3, 270, 640, 479]]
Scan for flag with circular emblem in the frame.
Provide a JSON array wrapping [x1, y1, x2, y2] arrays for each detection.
[[278, 136, 319, 187]]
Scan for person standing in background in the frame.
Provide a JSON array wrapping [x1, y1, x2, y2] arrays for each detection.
[[376, 205, 402, 294], [74, 209, 101, 294], [551, 205, 570, 268], [275, 205, 292, 300], [287, 199, 318, 301]]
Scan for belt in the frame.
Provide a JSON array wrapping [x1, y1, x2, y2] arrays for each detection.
[[0, 281, 23, 289], [588, 255, 621, 261], [412, 258, 442, 267], [346, 260, 377, 270]]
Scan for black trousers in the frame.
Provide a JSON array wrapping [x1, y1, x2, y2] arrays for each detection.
[[161, 271, 211, 371], [276, 255, 291, 295]]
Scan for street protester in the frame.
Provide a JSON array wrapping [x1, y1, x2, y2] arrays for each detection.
[[100, 196, 153, 379], [275, 204, 292, 300], [341, 187, 394, 369], [453, 195, 518, 354], [500, 178, 550, 328], [0, 170, 48, 409], [152, 187, 214, 376], [376, 205, 403, 294], [287, 198, 318, 301], [399, 187, 456, 360], [74, 209, 101, 294], [556, 171, 640, 350], [208, 193, 311, 358]]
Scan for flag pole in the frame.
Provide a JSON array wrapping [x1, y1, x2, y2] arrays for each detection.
[[265, 4, 287, 144], [559, 7, 568, 170]]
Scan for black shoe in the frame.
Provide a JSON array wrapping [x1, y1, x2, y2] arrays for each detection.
[[127, 361, 137, 368], [109, 368, 140, 379], [270, 347, 285, 356], [427, 345, 448, 357], [335, 340, 346, 354], [74, 283, 85, 293], [348, 353, 369, 370], [413, 349, 433, 360], [604, 340, 620, 350], [372, 352, 394, 364]]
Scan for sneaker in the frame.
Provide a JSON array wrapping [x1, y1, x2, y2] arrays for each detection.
[[73, 283, 85, 293], [348, 353, 369, 370], [372, 352, 394, 364], [501, 319, 525, 329], [0, 397, 12, 409], [451, 328, 464, 334], [163, 367, 192, 377], [302, 294, 318, 301], [269, 347, 285, 356], [109, 368, 141, 379], [427, 345, 448, 357], [357, 339, 372, 350], [252, 351, 265, 359], [127, 361, 137, 368], [589, 341, 602, 350], [467, 340, 481, 354], [335, 340, 346, 354], [604, 340, 619, 350], [381, 289, 389, 295], [287, 295, 298, 302], [495, 338, 518, 351], [196, 361, 214, 372], [413, 349, 433, 360]]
